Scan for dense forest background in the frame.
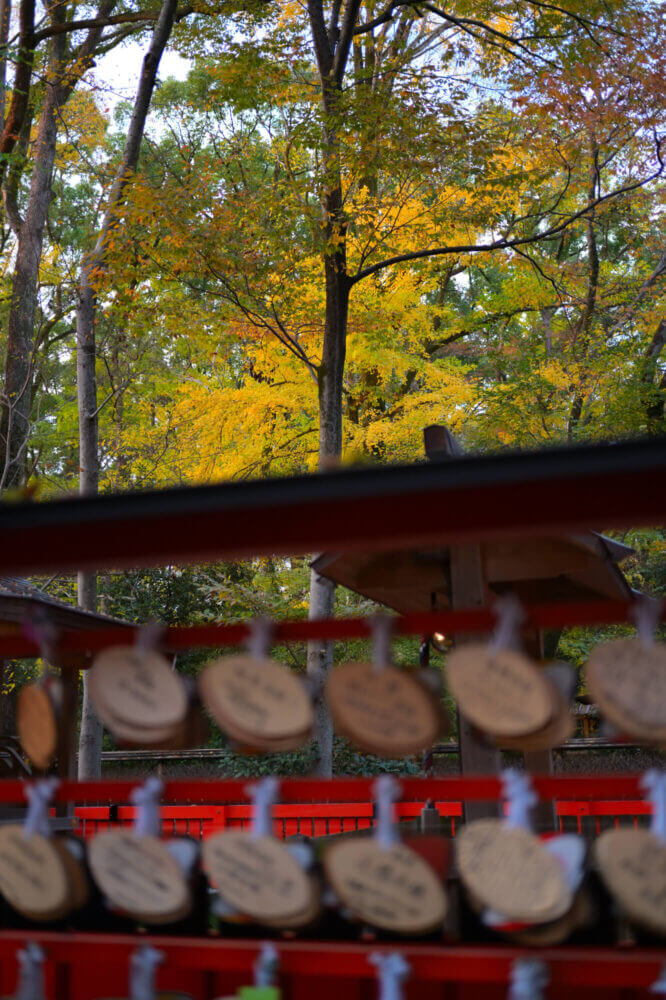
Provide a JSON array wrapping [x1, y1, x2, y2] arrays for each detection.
[[0, 0, 663, 775]]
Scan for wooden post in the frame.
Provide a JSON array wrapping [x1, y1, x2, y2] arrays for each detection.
[[449, 543, 501, 822], [522, 629, 556, 832], [56, 667, 78, 821], [424, 426, 501, 822]]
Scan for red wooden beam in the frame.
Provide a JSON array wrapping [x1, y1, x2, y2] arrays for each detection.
[[0, 437, 663, 574], [0, 775, 648, 804], [0, 599, 657, 662], [0, 933, 662, 987]]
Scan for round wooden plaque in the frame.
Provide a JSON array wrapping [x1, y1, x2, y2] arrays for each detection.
[[499, 682, 574, 752], [53, 839, 90, 910], [595, 828, 666, 935], [507, 889, 592, 946], [89, 647, 187, 730], [586, 639, 666, 742], [323, 838, 447, 934], [326, 662, 440, 757], [17, 682, 59, 770], [199, 656, 313, 742], [0, 826, 70, 920], [202, 831, 312, 923], [457, 819, 572, 924], [99, 708, 181, 748], [445, 644, 552, 738], [88, 831, 190, 924]]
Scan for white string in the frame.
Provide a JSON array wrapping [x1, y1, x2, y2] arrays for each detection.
[[631, 595, 663, 649], [246, 617, 273, 660], [373, 775, 401, 850], [369, 952, 410, 1000], [371, 615, 393, 673], [489, 595, 525, 654], [253, 943, 279, 988], [130, 777, 163, 838], [508, 959, 549, 1000], [247, 777, 279, 839], [23, 779, 59, 840], [22, 613, 58, 669], [129, 945, 164, 1000], [134, 622, 165, 656], [650, 962, 666, 995], [641, 770, 666, 843], [15, 942, 45, 1000], [502, 769, 536, 832]]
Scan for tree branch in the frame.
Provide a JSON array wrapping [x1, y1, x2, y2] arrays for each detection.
[[333, 0, 363, 81], [351, 146, 664, 285]]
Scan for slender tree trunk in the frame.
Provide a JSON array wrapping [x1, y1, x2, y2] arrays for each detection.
[[0, 29, 65, 489], [0, 0, 114, 491], [76, 0, 179, 779], [307, 249, 351, 775], [305, 0, 360, 776], [0, 0, 12, 125]]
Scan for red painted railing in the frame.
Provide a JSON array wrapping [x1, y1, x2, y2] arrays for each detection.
[[72, 799, 651, 840]]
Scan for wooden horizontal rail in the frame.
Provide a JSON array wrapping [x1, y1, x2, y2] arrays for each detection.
[[0, 933, 662, 987], [0, 598, 659, 662], [0, 436, 663, 574], [0, 775, 649, 804], [92, 737, 638, 764]]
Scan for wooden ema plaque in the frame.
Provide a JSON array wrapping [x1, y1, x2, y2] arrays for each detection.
[[0, 826, 70, 920], [202, 831, 313, 924], [445, 644, 552, 738], [499, 680, 574, 752], [326, 661, 440, 757], [595, 828, 666, 935], [586, 639, 666, 743], [323, 838, 447, 934], [89, 831, 190, 924], [457, 819, 572, 924], [89, 647, 187, 731], [17, 677, 61, 770], [199, 655, 313, 746]]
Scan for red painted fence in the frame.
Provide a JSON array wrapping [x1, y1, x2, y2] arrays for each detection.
[[72, 799, 651, 840]]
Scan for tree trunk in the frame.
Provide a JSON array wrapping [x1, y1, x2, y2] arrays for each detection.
[[76, 280, 102, 778], [305, 0, 360, 775], [0, 0, 12, 125], [76, 0, 179, 779], [0, 33, 65, 489], [306, 237, 350, 775], [0, 1, 114, 491]]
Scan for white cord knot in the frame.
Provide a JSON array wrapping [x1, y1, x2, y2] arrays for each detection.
[[631, 595, 663, 649], [254, 942, 279, 987], [369, 952, 410, 1000], [246, 617, 273, 659], [490, 595, 525, 654], [373, 775, 401, 850], [129, 945, 164, 1000], [23, 778, 59, 839], [508, 958, 549, 1000], [130, 777, 163, 838], [134, 622, 165, 656], [502, 769, 536, 832], [641, 769, 666, 843], [247, 777, 279, 839], [371, 615, 393, 673], [22, 612, 58, 667], [15, 942, 45, 1000]]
